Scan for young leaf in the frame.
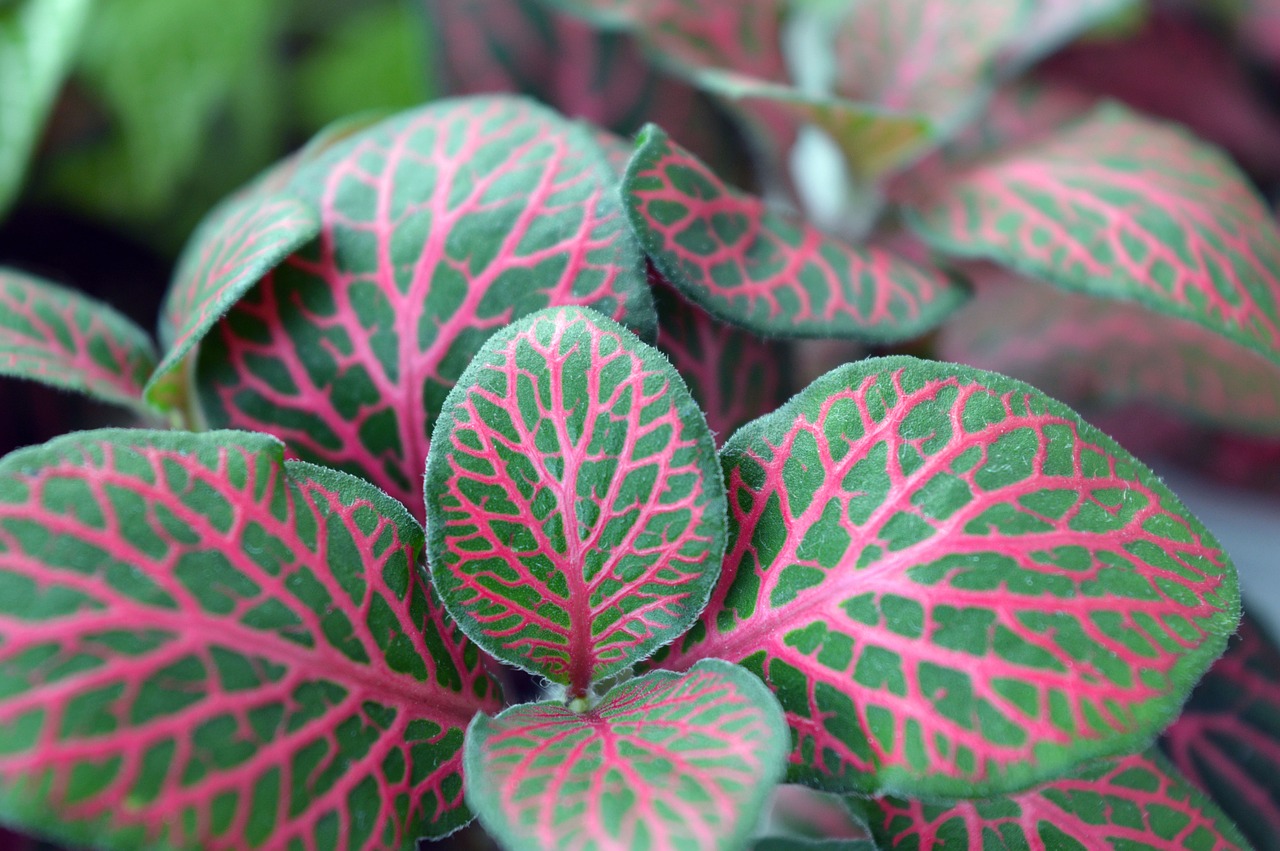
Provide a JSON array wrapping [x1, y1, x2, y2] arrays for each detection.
[[425, 306, 725, 695], [661, 356, 1238, 798], [852, 749, 1250, 850], [194, 96, 656, 520], [905, 102, 1280, 369], [754, 839, 875, 851], [465, 659, 789, 851], [0, 429, 501, 848], [145, 189, 320, 411], [939, 269, 1280, 435], [0, 0, 91, 217], [1162, 612, 1280, 849], [624, 126, 967, 341], [0, 268, 157, 414]]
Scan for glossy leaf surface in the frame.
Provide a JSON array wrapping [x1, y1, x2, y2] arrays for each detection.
[[854, 749, 1249, 850], [0, 269, 156, 413], [907, 102, 1280, 369], [195, 96, 655, 520], [1162, 613, 1280, 849], [465, 660, 788, 851], [147, 190, 320, 410], [940, 269, 1280, 435], [0, 429, 501, 849], [624, 127, 966, 341], [662, 357, 1238, 797], [426, 307, 725, 694]]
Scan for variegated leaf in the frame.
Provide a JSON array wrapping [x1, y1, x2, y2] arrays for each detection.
[[624, 126, 966, 341], [0, 429, 501, 849], [194, 96, 655, 521], [425, 306, 725, 694], [661, 356, 1238, 797], [465, 660, 788, 851]]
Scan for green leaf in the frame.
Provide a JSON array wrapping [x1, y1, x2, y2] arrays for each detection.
[[661, 356, 1239, 798], [465, 659, 790, 851], [0, 428, 501, 847], [0, 268, 156, 414], [425, 306, 725, 695], [0, 0, 91, 218]]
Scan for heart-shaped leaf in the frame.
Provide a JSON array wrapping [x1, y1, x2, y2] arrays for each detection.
[[194, 95, 656, 521], [905, 101, 1280, 369], [145, 189, 320, 411], [465, 659, 789, 851], [1162, 612, 1280, 849], [425, 306, 725, 695], [0, 268, 156, 414], [624, 126, 967, 341], [939, 268, 1280, 434], [852, 749, 1250, 850], [660, 356, 1238, 798], [0, 429, 501, 848]]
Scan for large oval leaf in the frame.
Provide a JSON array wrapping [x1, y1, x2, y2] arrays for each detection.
[[425, 306, 725, 695], [905, 101, 1280, 369], [0, 429, 501, 849], [465, 659, 789, 851], [624, 126, 967, 341], [0, 268, 156, 414], [1162, 612, 1280, 849], [661, 356, 1238, 798], [852, 749, 1249, 850], [194, 96, 656, 520]]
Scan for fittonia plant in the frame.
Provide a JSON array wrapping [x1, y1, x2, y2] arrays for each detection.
[[0, 0, 1279, 846]]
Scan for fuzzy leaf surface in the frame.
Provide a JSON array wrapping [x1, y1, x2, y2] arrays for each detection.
[[0, 429, 501, 849], [0, 269, 156, 413], [624, 127, 966, 341], [661, 356, 1238, 797], [906, 102, 1280, 369], [853, 749, 1249, 850], [195, 96, 655, 520], [426, 307, 724, 694], [1162, 613, 1280, 849], [465, 659, 788, 851], [147, 190, 320, 410]]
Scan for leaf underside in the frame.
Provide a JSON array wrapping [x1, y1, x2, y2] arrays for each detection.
[[426, 306, 725, 693], [465, 659, 789, 851], [0, 429, 500, 849], [661, 356, 1238, 798]]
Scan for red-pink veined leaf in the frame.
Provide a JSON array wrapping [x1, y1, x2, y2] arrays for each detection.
[[939, 268, 1280, 435], [464, 659, 789, 851], [851, 748, 1249, 850], [0, 428, 502, 849], [425, 306, 725, 696], [145, 190, 320, 412], [624, 126, 967, 341], [0, 268, 156, 415], [1162, 612, 1280, 849], [660, 356, 1238, 798], [904, 101, 1280, 370], [193, 96, 656, 521]]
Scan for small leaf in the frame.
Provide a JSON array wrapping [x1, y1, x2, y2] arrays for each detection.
[[465, 659, 789, 851], [853, 749, 1250, 850], [999, 0, 1141, 70], [0, 429, 501, 848], [195, 95, 656, 520], [146, 189, 320, 411], [0, 268, 156, 413], [426, 306, 725, 694], [939, 268, 1280, 434], [624, 126, 967, 341], [905, 102, 1280, 369], [1162, 612, 1280, 849], [754, 839, 876, 851], [661, 356, 1238, 797], [0, 0, 91, 217]]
